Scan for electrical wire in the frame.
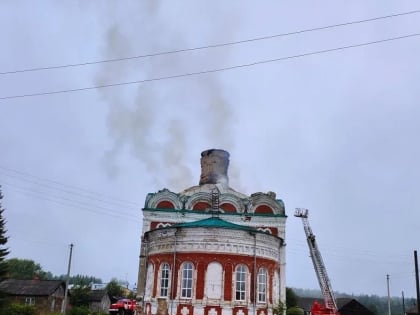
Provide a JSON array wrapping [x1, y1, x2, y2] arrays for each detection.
[[0, 167, 142, 220], [0, 174, 139, 212], [1, 32, 419, 101], [0, 165, 140, 208], [4, 184, 139, 222], [1, 9, 419, 75]]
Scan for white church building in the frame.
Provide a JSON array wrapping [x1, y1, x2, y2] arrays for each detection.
[[136, 149, 287, 315]]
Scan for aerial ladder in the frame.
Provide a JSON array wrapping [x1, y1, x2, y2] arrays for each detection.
[[294, 208, 338, 315]]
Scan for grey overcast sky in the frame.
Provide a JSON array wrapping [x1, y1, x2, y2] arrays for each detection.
[[1, 1, 420, 298]]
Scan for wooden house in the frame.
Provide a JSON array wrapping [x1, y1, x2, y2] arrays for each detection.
[[88, 289, 111, 313], [0, 279, 65, 314]]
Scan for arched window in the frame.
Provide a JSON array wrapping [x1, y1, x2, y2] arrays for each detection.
[[181, 262, 193, 298], [235, 264, 247, 301], [255, 205, 273, 214], [156, 200, 175, 209], [220, 202, 237, 212], [257, 268, 267, 303], [159, 263, 170, 297], [192, 202, 211, 211]]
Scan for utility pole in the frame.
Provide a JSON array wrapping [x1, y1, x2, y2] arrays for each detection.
[[401, 291, 405, 314], [61, 243, 74, 315], [387, 274, 391, 315], [415, 250, 420, 315]]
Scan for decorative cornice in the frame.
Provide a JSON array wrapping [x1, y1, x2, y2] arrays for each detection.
[[145, 227, 283, 261], [146, 188, 183, 209]]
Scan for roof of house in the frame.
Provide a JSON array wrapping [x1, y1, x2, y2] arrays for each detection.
[[406, 305, 420, 314], [0, 279, 65, 296], [89, 289, 109, 302]]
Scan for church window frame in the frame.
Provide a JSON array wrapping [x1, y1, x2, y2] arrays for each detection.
[[159, 263, 170, 297], [235, 264, 247, 301], [180, 262, 194, 299], [257, 268, 267, 303]]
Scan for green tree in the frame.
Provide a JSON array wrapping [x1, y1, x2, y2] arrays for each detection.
[[0, 187, 9, 281], [6, 258, 49, 280], [0, 187, 10, 311], [106, 278, 125, 299], [54, 274, 102, 286], [69, 285, 90, 307], [286, 287, 298, 308]]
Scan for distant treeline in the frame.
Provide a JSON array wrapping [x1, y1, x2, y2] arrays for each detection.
[[291, 287, 416, 315], [51, 274, 103, 286]]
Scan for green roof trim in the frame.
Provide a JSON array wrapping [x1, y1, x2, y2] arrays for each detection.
[[168, 217, 258, 232]]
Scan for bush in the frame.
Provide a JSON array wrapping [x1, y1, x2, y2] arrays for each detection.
[[69, 306, 90, 315], [68, 306, 107, 315], [272, 301, 285, 315], [286, 306, 304, 315], [0, 303, 37, 315]]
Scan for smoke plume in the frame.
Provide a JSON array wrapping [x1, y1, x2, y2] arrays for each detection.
[[96, 3, 240, 191]]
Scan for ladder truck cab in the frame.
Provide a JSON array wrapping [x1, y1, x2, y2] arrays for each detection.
[[294, 208, 339, 315]]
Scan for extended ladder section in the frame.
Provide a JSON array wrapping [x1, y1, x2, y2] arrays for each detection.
[[295, 208, 338, 313], [211, 187, 220, 217]]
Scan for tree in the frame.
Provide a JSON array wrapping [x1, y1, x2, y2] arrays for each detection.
[[0, 186, 10, 309], [6, 258, 49, 280], [69, 285, 90, 307], [54, 274, 102, 286], [0, 187, 9, 281], [106, 278, 125, 299], [286, 287, 298, 308]]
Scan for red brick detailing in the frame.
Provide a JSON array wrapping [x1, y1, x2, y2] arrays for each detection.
[[224, 262, 233, 301], [268, 269, 273, 304], [196, 262, 206, 299], [192, 202, 211, 210], [233, 307, 248, 315], [177, 304, 193, 315], [257, 227, 278, 235], [257, 307, 268, 315], [156, 200, 175, 209], [255, 205, 273, 214], [147, 252, 280, 307], [205, 305, 222, 315], [150, 221, 173, 229], [152, 262, 158, 297], [144, 302, 152, 315], [220, 202, 237, 212]]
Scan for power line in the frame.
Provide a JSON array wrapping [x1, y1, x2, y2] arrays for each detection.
[[10, 236, 68, 247], [1, 32, 419, 101], [0, 165, 140, 208], [0, 173, 139, 211], [4, 184, 139, 221], [1, 9, 419, 75]]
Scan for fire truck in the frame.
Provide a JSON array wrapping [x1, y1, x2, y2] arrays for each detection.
[[295, 208, 339, 315]]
